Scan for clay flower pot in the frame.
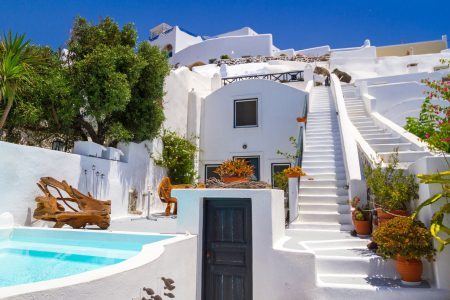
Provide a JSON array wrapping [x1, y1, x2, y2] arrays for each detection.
[[354, 219, 371, 236], [296, 116, 307, 123], [222, 176, 249, 184], [376, 208, 408, 225], [286, 172, 301, 178], [396, 256, 423, 285]]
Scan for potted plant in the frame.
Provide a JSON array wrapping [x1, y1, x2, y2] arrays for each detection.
[[214, 159, 254, 183], [364, 153, 418, 224], [372, 217, 435, 285], [283, 166, 306, 178], [353, 208, 371, 237]]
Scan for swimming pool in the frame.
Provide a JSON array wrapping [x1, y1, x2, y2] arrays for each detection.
[[0, 227, 174, 288]]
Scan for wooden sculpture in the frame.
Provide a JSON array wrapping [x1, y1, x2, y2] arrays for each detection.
[[34, 177, 111, 229], [157, 177, 205, 216]]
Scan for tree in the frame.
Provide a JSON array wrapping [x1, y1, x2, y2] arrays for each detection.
[[0, 31, 40, 129], [66, 17, 169, 145], [5, 17, 170, 147]]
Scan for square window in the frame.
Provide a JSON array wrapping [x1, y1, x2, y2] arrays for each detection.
[[271, 163, 291, 187], [233, 156, 260, 181], [205, 164, 221, 181], [234, 99, 258, 128]]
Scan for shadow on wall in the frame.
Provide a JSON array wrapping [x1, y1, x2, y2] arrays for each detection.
[[0, 139, 166, 227]]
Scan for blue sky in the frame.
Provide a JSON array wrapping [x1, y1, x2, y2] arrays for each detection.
[[0, 0, 448, 50]]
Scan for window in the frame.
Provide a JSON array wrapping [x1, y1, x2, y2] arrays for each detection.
[[234, 99, 258, 128], [205, 164, 221, 181], [271, 163, 291, 187], [233, 156, 260, 181]]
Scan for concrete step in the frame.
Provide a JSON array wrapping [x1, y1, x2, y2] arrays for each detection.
[[302, 166, 346, 174], [302, 161, 344, 168], [361, 132, 393, 139], [358, 128, 386, 134], [302, 154, 343, 162], [288, 222, 354, 231], [305, 145, 343, 151], [371, 143, 412, 152], [299, 194, 349, 205], [377, 150, 429, 163], [301, 173, 346, 181], [299, 203, 351, 213], [298, 211, 352, 223], [300, 179, 346, 187], [299, 186, 348, 196], [366, 137, 402, 144]]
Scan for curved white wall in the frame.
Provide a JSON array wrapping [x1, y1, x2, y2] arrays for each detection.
[[200, 80, 307, 183], [172, 34, 274, 66]]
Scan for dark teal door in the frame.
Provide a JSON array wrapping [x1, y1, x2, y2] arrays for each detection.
[[203, 198, 252, 300]]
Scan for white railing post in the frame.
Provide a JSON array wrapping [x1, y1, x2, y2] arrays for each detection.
[[288, 177, 299, 223]]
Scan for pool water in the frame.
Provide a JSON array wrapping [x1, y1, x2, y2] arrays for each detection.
[[0, 228, 173, 288], [0, 248, 124, 287]]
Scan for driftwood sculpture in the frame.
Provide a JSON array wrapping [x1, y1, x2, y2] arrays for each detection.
[[157, 177, 205, 216], [34, 177, 111, 229]]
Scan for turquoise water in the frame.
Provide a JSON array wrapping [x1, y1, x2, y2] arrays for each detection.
[[0, 228, 174, 288], [0, 248, 124, 287]]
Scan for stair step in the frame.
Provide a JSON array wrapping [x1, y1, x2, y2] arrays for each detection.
[[301, 173, 346, 181], [361, 132, 393, 139], [299, 179, 347, 188], [378, 150, 429, 163], [299, 203, 351, 213], [299, 186, 347, 196], [366, 137, 402, 144], [298, 211, 352, 223], [299, 194, 349, 204], [302, 155, 343, 161], [302, 166, 346, 174], [371, 143, 412, 152], [302, 161, 344, 168], [289, 222, 354, 231]]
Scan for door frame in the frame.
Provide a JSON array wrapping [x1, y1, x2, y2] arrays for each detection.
[[202, 198, 253, 300]]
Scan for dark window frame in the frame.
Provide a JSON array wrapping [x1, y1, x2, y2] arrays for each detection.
[[233, 155, 261, 181], [204, 164, 221, 181], [234, 98, 258, 128], [271, 162, 291, 187]]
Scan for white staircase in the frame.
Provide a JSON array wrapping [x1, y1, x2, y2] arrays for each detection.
[[341, 85, 429, 165], [290, 86, 352, 232], [286, 86, 447, 297]]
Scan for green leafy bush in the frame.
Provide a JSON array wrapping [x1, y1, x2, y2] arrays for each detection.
[[154, 130, 197, 184], [372, 217, 435, 261], [273, 171, 288, 192], [220, 54, 231, 59], [364, 153, 418, 211]]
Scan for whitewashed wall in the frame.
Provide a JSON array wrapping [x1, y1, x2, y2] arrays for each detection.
[[150, 26, 202, 54], [162, 67, 212, 137], [172, 34, 274, 66], [200, 79, 307, 183], [0, 141, 166, 226]]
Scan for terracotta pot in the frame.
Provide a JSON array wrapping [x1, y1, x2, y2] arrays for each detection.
[[222, 176, 249, 184], [376, 208, 408, 225], [396, 256, 423, 285], [286, 173, 301, 178], [353, 219, 371, 236], [296, 116, 307, 123]]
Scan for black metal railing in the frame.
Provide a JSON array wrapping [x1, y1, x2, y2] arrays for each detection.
[[222, 70, 304, 85]]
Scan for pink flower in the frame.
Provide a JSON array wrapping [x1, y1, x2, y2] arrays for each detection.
[[425, 133, 430, 139]]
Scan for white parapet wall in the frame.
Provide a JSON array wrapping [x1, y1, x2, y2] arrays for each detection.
[[1, 229, 197, 300], [408, 156, 450, 290], [0, 140, 167, 226], [172, 188, 317, 300]]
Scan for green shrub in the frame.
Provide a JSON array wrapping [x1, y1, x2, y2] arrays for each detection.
[[372, 217, 435, 261], [154, 130, 197, 184], [273, 172, 288, 192], [364, 152, 418, 211], [220, 54, 231, 59]]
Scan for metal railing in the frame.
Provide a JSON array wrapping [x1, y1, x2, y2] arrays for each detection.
[[222, 70, 304, 85]]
